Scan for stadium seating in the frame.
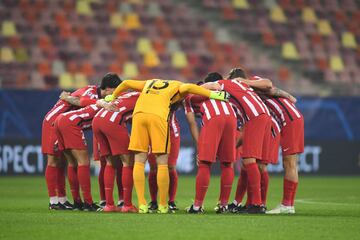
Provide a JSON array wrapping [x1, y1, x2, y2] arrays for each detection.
[[0, 0, 358, 93], [198, 0, 360, 90]]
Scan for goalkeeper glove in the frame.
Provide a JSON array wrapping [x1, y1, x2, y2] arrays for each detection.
[[104, 94, 115, 102], [209, 91, 230, 102]]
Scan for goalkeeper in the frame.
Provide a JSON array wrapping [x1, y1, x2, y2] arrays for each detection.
[[105, 79, 228, 213]]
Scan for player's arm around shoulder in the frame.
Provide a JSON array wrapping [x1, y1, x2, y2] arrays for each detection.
[[59, 91, 81, 106], [236, 77, 273, 91], [107, 80, 146, 102]]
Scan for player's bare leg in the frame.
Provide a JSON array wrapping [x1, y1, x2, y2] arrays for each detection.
[[155, 153, 169, 213], [133, 152, 149, 213], [71, 149, 98, 211]]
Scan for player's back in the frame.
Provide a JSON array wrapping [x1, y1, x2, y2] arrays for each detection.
[[218, 79, 269, 121], [44, 85, 98, 123], [134, 79, 182, 120], [95, 91, 140, 124]]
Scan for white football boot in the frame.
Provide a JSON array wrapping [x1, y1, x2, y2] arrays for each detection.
[[266, 204, 295, 214]]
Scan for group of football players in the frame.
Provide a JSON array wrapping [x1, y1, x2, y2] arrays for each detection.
[[42, 67, 304, 214]]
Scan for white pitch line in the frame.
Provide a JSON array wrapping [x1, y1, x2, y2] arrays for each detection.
[[296, 199, 360, 206]]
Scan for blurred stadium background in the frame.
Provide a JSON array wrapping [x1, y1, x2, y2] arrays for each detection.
[[0, 0, 359, 176]]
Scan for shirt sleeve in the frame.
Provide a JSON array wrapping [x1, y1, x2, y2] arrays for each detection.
[[113, 80, 146, 98]]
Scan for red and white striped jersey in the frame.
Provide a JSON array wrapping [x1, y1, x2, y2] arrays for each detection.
[[62, 104, 101, 130], [217, 79, 270, 123], [262, 96, 302, 127], [94, 91, 140, 125], [183, 95, 202, 116], [44, 85, 100, 123], [188, 95, 237, 123]]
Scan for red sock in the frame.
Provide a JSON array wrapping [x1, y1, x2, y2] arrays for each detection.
[[116, 163, 123, 201], [194, 162, 211, 207], [220, 164, 234, 206], [282, 179, 297, 206], [104, 165, 115, 206], [45, 165, 57, 197], [67, 166, 81, 202], [291, 182, 298, 206], [235, 168, 247, 204], [98, 160, 106, 201], [169, 168, 178, 202], [56, 166, 66, 197], [148, 170, 158, 202], [245, 163, 262, 205], [260, 171, 269, 206], [122, 166, 134, 206], [78, 165, 93, 204]]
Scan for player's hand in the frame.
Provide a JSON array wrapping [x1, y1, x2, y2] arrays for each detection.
[[59, 91, 70, 100], [209, 91, 230, 102], [104, 103, 119, 112], [288, 94, 297, 103], [104, 94, 115, 102]]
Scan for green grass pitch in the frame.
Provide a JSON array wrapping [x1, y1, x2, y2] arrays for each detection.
[[0, 176, 359, 240]]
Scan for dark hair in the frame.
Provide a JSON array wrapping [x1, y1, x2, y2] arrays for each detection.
[[228, 68, 247, 79], [196, 81, 204, 86], [204, 72, 223, 83], [100, 72, 122, 89]]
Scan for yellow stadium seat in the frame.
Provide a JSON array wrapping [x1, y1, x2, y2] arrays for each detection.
[[137, 38, 153, 54], [329, 55, 344, 72], [172, 51, 188, 68], [110, 13, 123, 28], [317, 20, 332, 36], [232, 0, 249, 9], [125, 13, 141, 30], [59, 72, 75, 90], [341, 32, 357, 49], [74, 73, 88, 88], [15, 48, 29, 62], [281, 42, 300, 60], [302, 7, 317, 23], [270, 5, 287, 23], [76, 0, 93, 16], [128, 0, 143, 4], [144, 51, 160, 67], [0, 47, 15, 62], [1, 21, 17, 37], [123, 62, 139, 78]]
